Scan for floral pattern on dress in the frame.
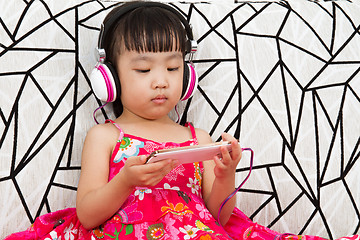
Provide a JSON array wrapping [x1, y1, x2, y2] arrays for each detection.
[[146, 223, 165, 240], [164, 164, 186, 182], [163, 183, 180, 191], [64, 223, 78, 240], [179, 225, 200, 239], [194, 162, 202, 187], [143, 141, 162, 154], [134, 188, 152, 201], [195, 220, 214, 233], [187, 178, 200, 195], [111, 195, 143, 223], [92, 224, 105, 239], [163, 214, 180, 239], [161, 201, 194, 217], [45, 231, 62, 240], [196, 204, 212, 221], [114, 137, 144, 162]]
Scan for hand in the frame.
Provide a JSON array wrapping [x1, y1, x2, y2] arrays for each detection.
[[120, 155, 178, 189], [213, 133, 242, 180]]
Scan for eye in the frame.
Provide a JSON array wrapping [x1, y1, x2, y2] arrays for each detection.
[[135, 69, 150, 73], [167, 67, 179, 72]]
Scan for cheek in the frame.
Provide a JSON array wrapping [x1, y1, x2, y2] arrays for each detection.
[[118, 71, 136, 94], [120, 79, 150, 104], [120, 83, 137, 100], [177, 71, 186, 98], [177, 79, 184, 99], [118, 76, 133, 102]]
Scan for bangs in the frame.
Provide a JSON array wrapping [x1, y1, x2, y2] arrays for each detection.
[[106, 6, 187, 64], [123, 8, 185, 53]]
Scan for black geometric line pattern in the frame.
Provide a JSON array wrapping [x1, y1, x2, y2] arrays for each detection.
[[0, 1, 359, 239]]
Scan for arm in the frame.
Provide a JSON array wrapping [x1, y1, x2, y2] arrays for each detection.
[[76, 124, 177, 229], [198, 130, 242, 226]]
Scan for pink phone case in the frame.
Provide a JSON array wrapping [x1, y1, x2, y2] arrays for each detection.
[[146, 141, 236, 164]]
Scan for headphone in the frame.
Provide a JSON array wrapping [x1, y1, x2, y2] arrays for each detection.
[[89, 2, 198, 103]]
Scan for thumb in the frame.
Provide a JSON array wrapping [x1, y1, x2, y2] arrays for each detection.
[[128, 155, 147, 165], [222, 132, 236, 142], [139, 155, 147, 164]]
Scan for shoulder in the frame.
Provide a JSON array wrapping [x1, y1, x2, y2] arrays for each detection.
[[194, 127, 213, 145], [83, 122, 119, 150], [86, 122, 116, 139], [81, 122, 121, 167]]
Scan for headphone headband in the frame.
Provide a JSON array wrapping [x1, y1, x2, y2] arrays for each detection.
[[97, 2, 197, 62]]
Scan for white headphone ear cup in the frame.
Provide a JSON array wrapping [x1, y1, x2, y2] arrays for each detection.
[[181, 63, 198, 101], [89, 63, 117, 102]]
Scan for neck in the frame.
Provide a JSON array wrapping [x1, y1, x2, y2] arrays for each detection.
[[115, 109, 183, 142], [117, 109, 175, 126]]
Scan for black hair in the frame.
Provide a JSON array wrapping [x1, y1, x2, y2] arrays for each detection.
[[102, 2, 188, 117]]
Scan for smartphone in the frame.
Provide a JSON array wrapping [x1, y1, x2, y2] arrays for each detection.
[[146, 141, 237, 164]]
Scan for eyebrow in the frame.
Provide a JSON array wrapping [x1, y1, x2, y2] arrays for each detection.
[[131, 52, 183, 63]]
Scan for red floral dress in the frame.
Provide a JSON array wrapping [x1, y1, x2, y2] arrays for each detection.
[[5, 120, 359, 240]]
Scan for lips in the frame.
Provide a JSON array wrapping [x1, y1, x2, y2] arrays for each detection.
[[152, 95, 167, 104]]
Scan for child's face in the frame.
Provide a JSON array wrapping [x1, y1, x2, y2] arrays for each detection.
[[116, 49, 184, 120]]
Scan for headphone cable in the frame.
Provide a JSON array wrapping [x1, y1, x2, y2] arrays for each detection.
[[217, 148, 254, 225], [93, 102, 108, 124]]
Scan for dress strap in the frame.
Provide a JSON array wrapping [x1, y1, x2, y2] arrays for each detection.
[[105, 119, 124, 141], [106, 119, 125, 163], [185, 122, 197, 142]]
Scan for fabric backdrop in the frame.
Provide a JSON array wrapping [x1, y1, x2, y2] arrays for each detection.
[[0, 0, 359, 239]]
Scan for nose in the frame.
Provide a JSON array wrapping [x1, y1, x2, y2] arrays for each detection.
[[152, 70, 169, 89]]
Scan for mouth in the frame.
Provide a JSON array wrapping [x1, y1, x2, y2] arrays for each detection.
[[152, 95, 168, 104]]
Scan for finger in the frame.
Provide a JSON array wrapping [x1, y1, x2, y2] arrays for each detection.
[[213, 155, 223, 167], [146, 160, 175, 186], [220, 145, 232, 165], [139, 155, 147, 164], [152, 158, 172, 168], [138, 167, 167, 186], [231, 140, 242, 160], [221, 132, 237, 142], [127, 155, 146, 166], [172, 159, 179, 168], [145, 158, 174, 173]]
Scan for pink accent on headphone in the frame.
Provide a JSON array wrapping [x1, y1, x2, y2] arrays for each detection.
[[97, 64, 115, 102], [182, 65, 196, 100]]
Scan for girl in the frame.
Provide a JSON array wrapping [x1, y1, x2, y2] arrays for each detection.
[[5, 1, 359, 240]]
